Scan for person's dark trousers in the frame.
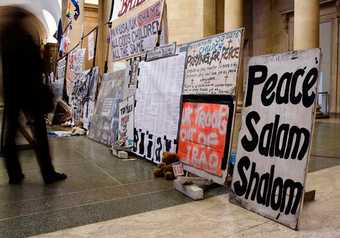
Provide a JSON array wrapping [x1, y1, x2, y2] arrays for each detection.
[[2, 105, 55, 182], [2, 103, 23, 181], [29, 111, 55, 179]]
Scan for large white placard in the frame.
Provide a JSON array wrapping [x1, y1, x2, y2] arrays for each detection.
[[133, 47, 186, 163], [110, 0, 164, 62], [183, 29, 243, 95], [230, 49, 321, 230]]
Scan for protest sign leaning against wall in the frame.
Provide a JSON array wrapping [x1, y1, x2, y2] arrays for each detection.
[[133, 46, 186, 164], [230, 49, 321, 230], [110, 0, 165, 62], [182, 29, 244, 96]]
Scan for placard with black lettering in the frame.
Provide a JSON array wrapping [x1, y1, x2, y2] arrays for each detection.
[[110, 0, 164, 62], [230, 49, 321, 230], [133, 49, 186, 164]]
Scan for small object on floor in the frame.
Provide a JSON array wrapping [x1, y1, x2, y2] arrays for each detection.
[[176, 176, 213, 187], [174, 178, 204, 200], [43, 172, 67, 185], [153, 152, 179, 180], [118, 151, 129, 159], [111, 148, 118, 157], [9, 173, 25, 185], [48, 130, 73, 137], [71, 126, 86, 136]]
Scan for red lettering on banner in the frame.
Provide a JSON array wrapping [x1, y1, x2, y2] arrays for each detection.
[[177, 102, 230, 176], [137, 1, 161, 26], [118, 0, 146, 17]]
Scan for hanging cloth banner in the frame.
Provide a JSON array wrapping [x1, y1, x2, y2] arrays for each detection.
[[230, 49, 321, 230], [110, 0, 165, 62], [110, 0, 146, 21]]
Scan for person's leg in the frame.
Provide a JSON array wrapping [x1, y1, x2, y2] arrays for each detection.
[[2, 105, 24, 184], [30, 112, 66, 184]]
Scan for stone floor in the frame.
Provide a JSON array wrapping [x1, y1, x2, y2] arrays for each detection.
[[32, 165, 340, 238], [0, 115, 339, 237]]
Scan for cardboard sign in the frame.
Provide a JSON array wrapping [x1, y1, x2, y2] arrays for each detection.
[[133, 49, 186, 164], [110, 0, 164, 61], [145, 42, 176, 61], [177, 102, 232, 184], [183, 29, 244, 95], [118, 96, 135, 148], [230, 49, 321, 230]]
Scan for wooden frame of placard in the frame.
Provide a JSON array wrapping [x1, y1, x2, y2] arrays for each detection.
[[176, 29, 245, 185], [229, 49, 321, 230], [110, 0, 165, 62]]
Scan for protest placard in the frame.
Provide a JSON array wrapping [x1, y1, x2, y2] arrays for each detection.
[[230, 49, 321, 230], [110, 0, 164, 62], [118, 96, 135, 148], [183, 29, 244, 95]]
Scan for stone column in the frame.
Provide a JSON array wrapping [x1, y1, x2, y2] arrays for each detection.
[[294, 0, 323, 118], [294, 0, 320, 50], [225, 0, 244, 108], [225, 0, 243, 31]]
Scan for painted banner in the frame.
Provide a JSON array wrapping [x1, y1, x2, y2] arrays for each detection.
[[118, 96, 135, 148], [66, 47, 85, 97], [88, 70, 127, 145], [183, 29, 243, 95], [110, 0, 146, 21], [133, 47, 186, 163], [230, 49, 321, 230], [70, 69, 90, 123], [177, 102, 231, 183], [110, 0, 164, 61]]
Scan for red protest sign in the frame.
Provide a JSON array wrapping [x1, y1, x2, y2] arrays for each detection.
[[177, 102, 230, 176]]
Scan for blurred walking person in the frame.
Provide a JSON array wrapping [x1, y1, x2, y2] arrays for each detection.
[[0, 6, 67, 184]]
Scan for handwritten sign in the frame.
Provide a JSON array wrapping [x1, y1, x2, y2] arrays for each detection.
[[118, 96, 135, 148], [177, 102, 232, 184], [145, 42, 176, 61], [230, 49, 321, 230], [110, 0, 164, 62], [183, 29, 243, 95]]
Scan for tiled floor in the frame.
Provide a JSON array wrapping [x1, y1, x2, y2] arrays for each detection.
[[0, 115, 339, 237]]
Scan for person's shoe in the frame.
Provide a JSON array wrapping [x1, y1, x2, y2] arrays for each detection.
[[43, 172, 67, 184], [9, 173, 25, 185]]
